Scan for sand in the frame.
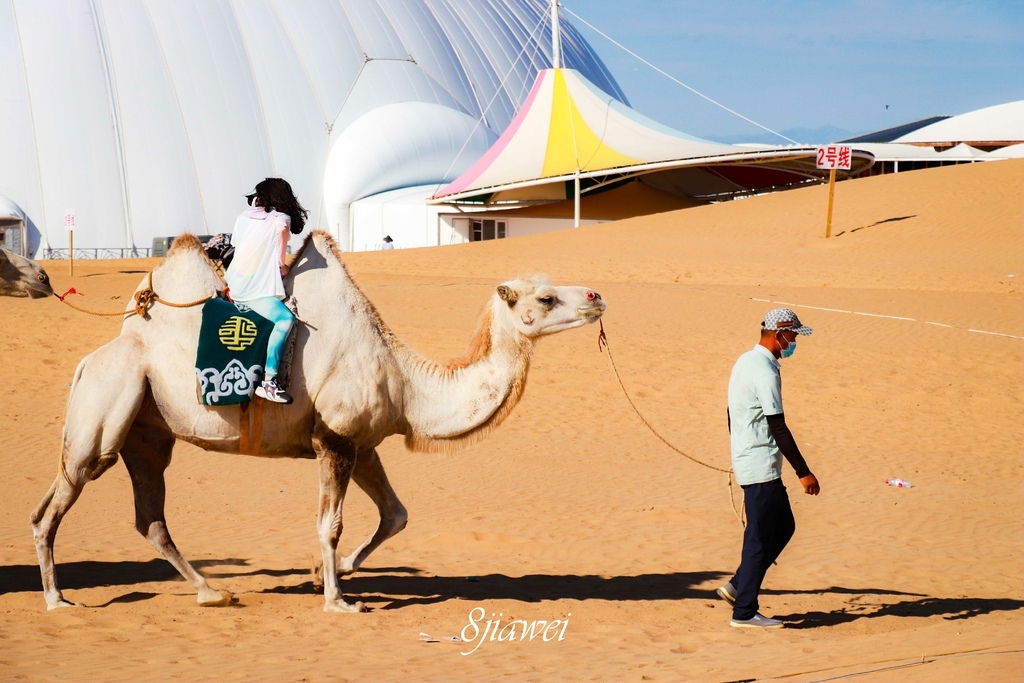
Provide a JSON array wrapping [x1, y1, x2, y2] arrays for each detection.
[[1, 159, 1022, 682]]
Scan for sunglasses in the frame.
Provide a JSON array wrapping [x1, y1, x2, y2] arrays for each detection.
[[245, 192, 257, 206]]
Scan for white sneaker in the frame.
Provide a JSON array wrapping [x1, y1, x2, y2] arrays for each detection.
[[730, 613, 784, 629], [255, 377, 293, 404], [716, 582, 737, 604]]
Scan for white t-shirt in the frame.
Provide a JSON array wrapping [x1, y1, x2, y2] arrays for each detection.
[[224, 208, 290, 302], [727, 344, 784, 486]]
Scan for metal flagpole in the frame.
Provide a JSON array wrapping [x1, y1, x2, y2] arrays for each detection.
[[550, 0, 561, 68]]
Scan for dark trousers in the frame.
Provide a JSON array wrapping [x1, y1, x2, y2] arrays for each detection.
[[730, 478, 795, 620]]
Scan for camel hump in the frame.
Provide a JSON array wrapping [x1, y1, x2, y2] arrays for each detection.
[[294, 230, 351, 275], [306, 230, 341, 259], [168, 233, 205, 255]]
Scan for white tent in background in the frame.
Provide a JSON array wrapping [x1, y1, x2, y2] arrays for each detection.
[[895, 101, 1024, 148], [0, 0, 624, 256], [939, 143, 989, 160], [989, 143, 1024, 159], [0, 198, 28, 256]]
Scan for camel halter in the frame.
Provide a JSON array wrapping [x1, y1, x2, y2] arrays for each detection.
[[57, 271, 214, 318], [597, 319, 745, 526]]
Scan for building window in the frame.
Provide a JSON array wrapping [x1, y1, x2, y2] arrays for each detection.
[[471, 219, 506, 241]]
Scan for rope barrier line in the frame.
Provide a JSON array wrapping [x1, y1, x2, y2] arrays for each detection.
[[597, 321, 745, 525], [58, 270, 213, 318]]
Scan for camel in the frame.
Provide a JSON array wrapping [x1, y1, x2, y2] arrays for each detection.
[[0, 248, 53, 298], [31, 231, 606, 612]]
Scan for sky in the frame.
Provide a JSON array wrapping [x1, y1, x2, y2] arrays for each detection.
[[562, 1, 1024, 143]]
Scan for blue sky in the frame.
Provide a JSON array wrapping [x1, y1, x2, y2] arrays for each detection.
[[563, 1, 1024, 143]]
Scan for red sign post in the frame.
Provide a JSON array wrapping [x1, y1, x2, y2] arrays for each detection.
[[816, 145, 852, 238]]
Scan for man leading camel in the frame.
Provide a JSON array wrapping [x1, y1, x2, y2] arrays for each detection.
[[718, 308, 821, 629]]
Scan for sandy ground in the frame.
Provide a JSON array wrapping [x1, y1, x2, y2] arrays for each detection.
[[1, 159, 1022, 682]]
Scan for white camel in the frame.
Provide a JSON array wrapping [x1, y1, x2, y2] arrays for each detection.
[[0, 248, 53, 298], [31, 231, 605, 612]]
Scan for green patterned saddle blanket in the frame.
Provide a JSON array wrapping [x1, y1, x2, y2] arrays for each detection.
[[194, 298, 274, 406]]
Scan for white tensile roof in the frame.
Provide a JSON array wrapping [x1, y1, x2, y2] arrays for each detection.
[[895, 101, 1024, 145], [0, 0, 623, 256]]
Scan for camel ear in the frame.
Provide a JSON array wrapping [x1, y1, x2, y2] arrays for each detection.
[[496, 285, 518, 307]]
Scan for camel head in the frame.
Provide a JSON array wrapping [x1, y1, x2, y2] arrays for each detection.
[[0, 248, 53, 298], [494, 278, 605, 338]]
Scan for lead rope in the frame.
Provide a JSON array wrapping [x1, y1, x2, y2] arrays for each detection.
[[598, 320, 745, 526], [57, 271, 213, 318]]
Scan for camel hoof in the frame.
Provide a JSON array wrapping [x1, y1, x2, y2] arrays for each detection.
[[197, 589, 234, 607], [46, 598, 79, 610], [324, 599, 365, 613]]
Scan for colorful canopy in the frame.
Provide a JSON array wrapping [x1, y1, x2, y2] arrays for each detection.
[[433, 68, 873, 204]]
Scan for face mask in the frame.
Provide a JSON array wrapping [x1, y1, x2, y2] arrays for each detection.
[[779, 335, 797, 359]]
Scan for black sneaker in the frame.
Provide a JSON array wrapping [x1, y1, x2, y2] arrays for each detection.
[[256, 377, 293, 404]]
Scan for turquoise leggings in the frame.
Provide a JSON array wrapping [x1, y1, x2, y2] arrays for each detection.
[[242, 296, 294, 378]]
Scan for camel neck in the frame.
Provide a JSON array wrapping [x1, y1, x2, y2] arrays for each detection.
[[399, 305, 532, 449]]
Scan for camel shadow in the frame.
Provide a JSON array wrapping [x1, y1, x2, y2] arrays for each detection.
[[0, 559, 306, 595], [7, 561, 1019, 628], [265, 569, 735, 609]]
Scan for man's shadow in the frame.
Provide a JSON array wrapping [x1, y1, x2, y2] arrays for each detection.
[[771, 593, 1024, 629]]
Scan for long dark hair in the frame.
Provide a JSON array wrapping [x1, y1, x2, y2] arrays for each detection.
[[251, 177, 308, 235]]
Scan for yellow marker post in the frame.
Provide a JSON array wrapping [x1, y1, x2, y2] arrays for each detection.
[[816, 146, 851, 238], [824, 168, 837, 239]]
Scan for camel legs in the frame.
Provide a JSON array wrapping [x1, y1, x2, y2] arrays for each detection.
[[30, 340, 146, 609], [313, 428, 364, 612], [339, 448, 408, 575], [120, 427, 232, 606]]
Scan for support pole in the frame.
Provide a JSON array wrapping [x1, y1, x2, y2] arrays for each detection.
[[824, 168, 837, 239], [69, 230, 74, 276], [574, 169, 581, 227], [550, 0, 561, 69]]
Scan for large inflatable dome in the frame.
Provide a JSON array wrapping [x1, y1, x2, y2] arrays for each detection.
[[0, 0, 624, 256]]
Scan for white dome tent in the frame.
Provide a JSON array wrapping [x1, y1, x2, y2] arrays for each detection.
[[0, 0, 624, 257]]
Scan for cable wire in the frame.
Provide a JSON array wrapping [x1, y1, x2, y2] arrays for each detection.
[[562, 6, 801, 145]]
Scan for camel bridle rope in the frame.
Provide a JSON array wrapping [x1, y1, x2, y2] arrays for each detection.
[[57, 271, 213, 318], [597, 320, 745, 526]]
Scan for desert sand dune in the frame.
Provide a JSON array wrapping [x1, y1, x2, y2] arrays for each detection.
[[1, 159, 1021, 681]]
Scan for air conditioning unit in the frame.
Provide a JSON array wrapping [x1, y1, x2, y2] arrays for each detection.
[[151, 237, 174, 257]]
